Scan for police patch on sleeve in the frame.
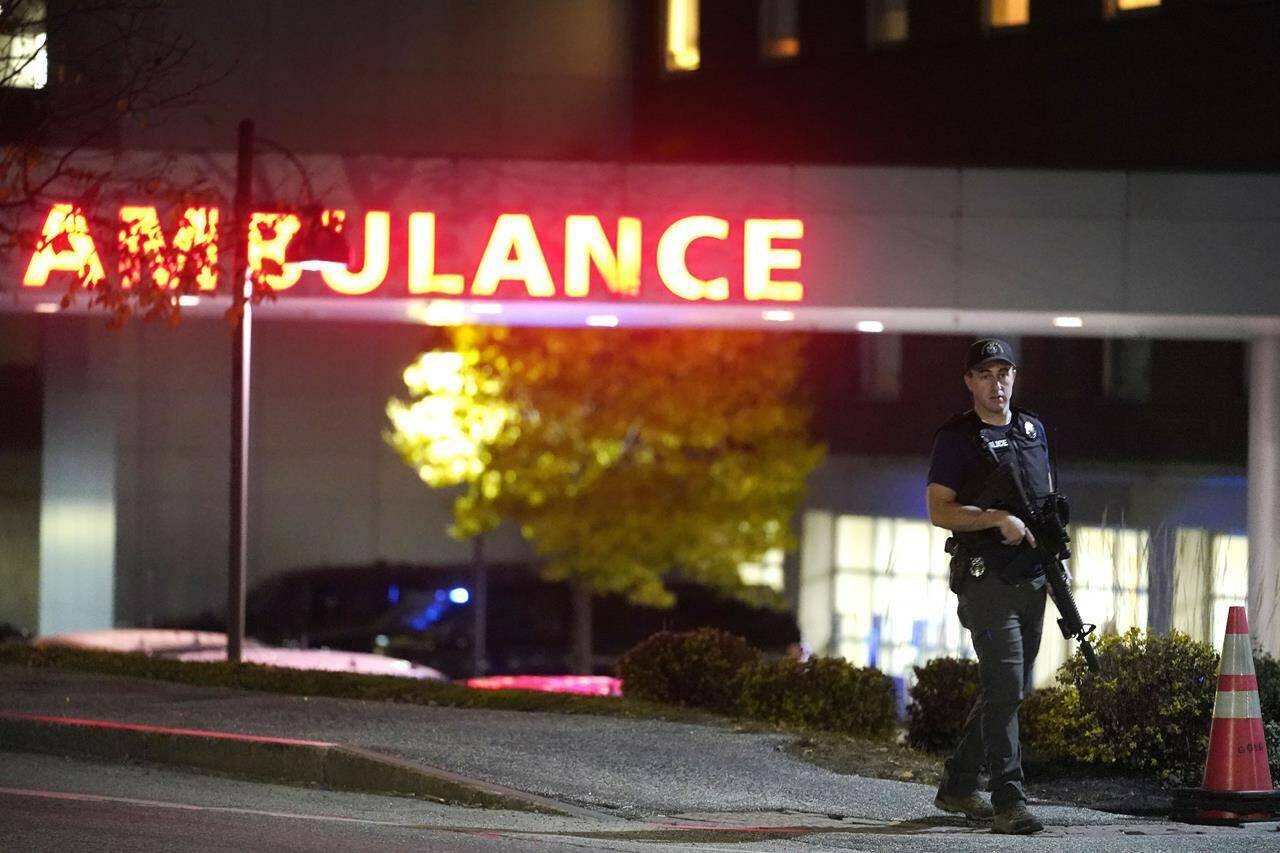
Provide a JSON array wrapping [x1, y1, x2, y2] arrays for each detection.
[[1024, 420, 1037, 439]]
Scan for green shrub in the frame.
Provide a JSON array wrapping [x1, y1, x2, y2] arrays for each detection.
[[738, 656, 897, 738], [617, 627, 759, 713], [1020, 685, 1099, 766], [1059, 628, 1219, 785], [1265, 720, 1280, 782], [1252, 653, 1280, 781], [905, 657, 979, 753], [1254, 652, 1280, 725]]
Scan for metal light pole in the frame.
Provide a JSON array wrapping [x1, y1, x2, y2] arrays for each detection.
[[227, 118, 254, 663], [224, 120, 347, 663]]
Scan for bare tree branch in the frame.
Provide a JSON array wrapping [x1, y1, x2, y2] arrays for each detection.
[[2, 0, 233, 325]]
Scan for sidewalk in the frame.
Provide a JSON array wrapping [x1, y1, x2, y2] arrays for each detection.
[[0, 664, 1143, 828]]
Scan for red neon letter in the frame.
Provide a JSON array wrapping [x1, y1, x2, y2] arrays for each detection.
[[471, 214, 555, 298], [22, 203, 106, 288], [408, 212, 465, 296], [118, 206, 219, 291], [247, 212, 302, 291], [656, 216, 729, 301], [564, 215, 641, 298], [743, 218, 803, 302], [322, 211, 390, 295]]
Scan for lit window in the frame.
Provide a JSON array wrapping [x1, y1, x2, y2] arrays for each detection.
[[820, 514, 965, 678], [1209, 534, 1249, 641], [985, 0, 1029, 29], [1, 0, 47, 89], [867, 0, 908, 46], [1172, 528, 1247, 644], [1105, 0, 1160, 15], [759, 0, 799, 60], [796, 511, 1176, 690], [1024, 523, 1149, 686], [1069, 525, 1150, 636], [665, 0, 700, 72]]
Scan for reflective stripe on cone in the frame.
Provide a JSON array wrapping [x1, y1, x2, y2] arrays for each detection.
[[1212, 689, 1262, 720], [1220, 634, 1252, 676]]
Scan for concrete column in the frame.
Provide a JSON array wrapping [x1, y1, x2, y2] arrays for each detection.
[[37, 318, 124, 635], [797, 510, 836, 656], [1248, 337, 1280, 656]]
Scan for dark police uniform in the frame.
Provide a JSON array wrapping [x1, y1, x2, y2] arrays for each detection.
[[928, 405, 1052, 810]]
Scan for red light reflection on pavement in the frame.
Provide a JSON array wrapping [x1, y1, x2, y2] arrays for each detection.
[[465, 675, 622, 697]]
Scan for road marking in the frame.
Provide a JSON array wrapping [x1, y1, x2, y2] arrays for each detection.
[[0, 712, 335, 747], [0, 786, 869, 842], [0, 786, 426, 827]]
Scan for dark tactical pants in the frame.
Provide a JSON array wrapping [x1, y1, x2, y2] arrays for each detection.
[[942, 578, 1047, 809]]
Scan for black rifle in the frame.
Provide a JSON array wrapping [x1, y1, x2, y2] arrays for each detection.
[[985, 453, 1101, 673]]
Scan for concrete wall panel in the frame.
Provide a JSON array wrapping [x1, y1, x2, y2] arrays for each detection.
[[791, 167, 959, 216], [958, 218, 1126, 312], [960, 170, 1127, 218], [1126, 221, 1280, 315], [802, 214, 958, 309]]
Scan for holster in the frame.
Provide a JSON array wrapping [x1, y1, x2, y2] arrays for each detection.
[[945, 537, 963, 593], [945, 536, 982, 594]]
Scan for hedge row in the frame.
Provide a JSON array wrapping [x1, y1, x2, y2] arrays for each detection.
[[905, 628, 1280, 786], [618, 628, 898, 738]]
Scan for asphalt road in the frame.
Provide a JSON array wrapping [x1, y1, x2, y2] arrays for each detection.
[[0, 752, 643, 853], [6, 751, 1280, 853], [0, 667, 1105, 822]]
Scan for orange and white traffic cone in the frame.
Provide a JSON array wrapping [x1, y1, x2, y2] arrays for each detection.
[[1171, 605, 1280, 824], [1204, 607, 1272, 793]]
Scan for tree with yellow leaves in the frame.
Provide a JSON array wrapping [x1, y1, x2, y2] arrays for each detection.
[[386, 325, 824, 673]]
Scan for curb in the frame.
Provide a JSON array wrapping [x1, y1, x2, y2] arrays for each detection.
[[0, 711, 578, 816]]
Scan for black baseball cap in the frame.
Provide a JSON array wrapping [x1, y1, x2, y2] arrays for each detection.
[[965, 338, 1018, 372]]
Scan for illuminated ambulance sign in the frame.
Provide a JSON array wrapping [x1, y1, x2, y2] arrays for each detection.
[[21, 204, 805, 304]]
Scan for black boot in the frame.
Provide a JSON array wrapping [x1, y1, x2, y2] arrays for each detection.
[[992, 802, 1044, 835]]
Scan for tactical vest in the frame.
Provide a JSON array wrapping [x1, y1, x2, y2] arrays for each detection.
[[938, 407, 1053, 553]]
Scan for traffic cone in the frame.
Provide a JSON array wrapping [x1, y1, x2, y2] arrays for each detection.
[[1171, 605, 1280, 824], [1203, 607, 1272, 794]]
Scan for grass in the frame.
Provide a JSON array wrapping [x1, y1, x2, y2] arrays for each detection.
[[0, 642, 721, 724]]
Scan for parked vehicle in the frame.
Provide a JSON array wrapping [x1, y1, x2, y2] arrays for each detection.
[[245, 561, 800, 678]]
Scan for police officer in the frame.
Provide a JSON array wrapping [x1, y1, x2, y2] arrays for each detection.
[[926, 338, 1051, 835]]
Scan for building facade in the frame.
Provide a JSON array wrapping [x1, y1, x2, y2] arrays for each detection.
[[1, 1, 1278, 680]]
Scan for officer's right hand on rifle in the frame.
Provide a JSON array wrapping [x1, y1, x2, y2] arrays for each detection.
[[993, 510, 1036, 548]]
